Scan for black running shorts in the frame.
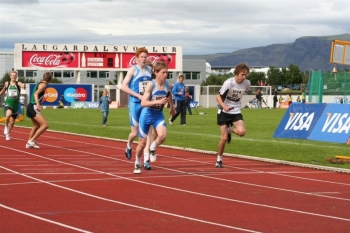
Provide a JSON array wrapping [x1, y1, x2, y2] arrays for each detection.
[[26, 103, 41, 118], [4, 106, 18, 119], [217, 111, 243, 126]]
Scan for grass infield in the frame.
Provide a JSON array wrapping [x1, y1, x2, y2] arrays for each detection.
[[10, 107, 350, 170]]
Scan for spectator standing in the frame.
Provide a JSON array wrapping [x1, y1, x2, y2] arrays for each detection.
[[19, 94, 25, 115], [185, 87, 192, 115], [273, 93, 278, 108], [256, 89, 263, 108], [169, 74, 186, 125], [301, 90, 306, 103], [97, 89, 111, 126], [278, 95, 284, 108], [287, 94, 293, 106]]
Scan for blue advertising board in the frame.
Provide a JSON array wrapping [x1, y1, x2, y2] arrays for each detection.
[[28, 84, 93, 106], [308, 104, 350, 143], [273, 103, 326, 139]]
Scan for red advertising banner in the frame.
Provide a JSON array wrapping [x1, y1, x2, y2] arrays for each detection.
[[80, 52, 119, 68], [121, 53, 176, 69], [22, 51, 79, 68], [22, 51, 176, 69]]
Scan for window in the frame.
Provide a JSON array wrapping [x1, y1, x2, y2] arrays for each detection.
[[88, 71, 98, 78], [107, 58, 113, 67], [17, 70, 24, 78], [53, 71, 62, 78], [167, 73, 173, 79], [183, 72, 191, 80], [63, 71, 74, 78], [192, 72, 200, 80], [181, 72, 201, 80], [99, 71, 109, 78], [26, 70, 37, 78]]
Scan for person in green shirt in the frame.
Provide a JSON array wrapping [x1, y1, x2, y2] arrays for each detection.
[[301, 90, 306, 104], [0, 71, 26, 141]]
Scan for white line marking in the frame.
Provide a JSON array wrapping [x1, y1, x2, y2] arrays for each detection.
[[1, 166, 261, 233], [0, 204, 92, 233], [1, 145, 350, 223]]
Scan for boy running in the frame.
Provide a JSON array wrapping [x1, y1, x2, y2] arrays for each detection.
[[0, 71, 26, 141]]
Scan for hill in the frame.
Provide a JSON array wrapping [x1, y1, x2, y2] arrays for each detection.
[[184, 33, 350, 71]]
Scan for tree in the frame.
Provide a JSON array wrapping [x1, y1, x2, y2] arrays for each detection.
[[203, 73, 231, 86], [267, 66, 283, 85], [247, 71, 266, 86], [1, 72, 40, 87], [50, 77, 63, 83], [287, 64, 303, 85]]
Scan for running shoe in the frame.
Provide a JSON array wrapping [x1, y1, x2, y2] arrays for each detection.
[[215, 160, 223, 168], [227, 126, 232, 144], [133, 164, 141, 174], [143, 160, 151, 170], [169, 118, 173, 126], [125, 146, 132, 160], [150, 150, 157, 162], [5, 134, 10, 141], [26, 141, 40, 149], [4, 126, 8, 135]]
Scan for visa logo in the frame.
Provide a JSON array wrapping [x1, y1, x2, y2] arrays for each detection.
[[73, 103, 85, 108], [285, 112, 314, 130], [322, 113, 350, 134], [88, 102, 98, 108]]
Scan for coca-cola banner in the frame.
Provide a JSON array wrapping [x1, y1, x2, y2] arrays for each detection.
[[122, 53, 176, 69], [22, 51, 79, 68], [15, 43, 182, 71]]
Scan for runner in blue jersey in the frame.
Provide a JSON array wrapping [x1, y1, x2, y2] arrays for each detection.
[[132, 62, 175, 174], [120, 47, 152, 160]]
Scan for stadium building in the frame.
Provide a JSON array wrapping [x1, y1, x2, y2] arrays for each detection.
[[0, 43, 206, 106]]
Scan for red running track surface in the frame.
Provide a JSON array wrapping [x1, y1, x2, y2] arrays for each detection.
[[1, 128, 350, 233]]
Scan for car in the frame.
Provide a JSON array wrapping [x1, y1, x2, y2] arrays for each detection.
[[291, 84, 300, 90]]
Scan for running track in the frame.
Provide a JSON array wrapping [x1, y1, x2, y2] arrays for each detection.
[[1, 127, 349, 233]]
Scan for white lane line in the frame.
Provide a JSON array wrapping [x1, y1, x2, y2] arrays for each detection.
[[1, 145, 350, 223], [1, 142, 349, 202], [0, 204, 92, 233], [1, 166, 261, 233]]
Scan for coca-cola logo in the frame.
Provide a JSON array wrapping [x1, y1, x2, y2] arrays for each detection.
[[28, 52, 75, 67], [129, 55, 162, 66], [30, 54, 62, 67]]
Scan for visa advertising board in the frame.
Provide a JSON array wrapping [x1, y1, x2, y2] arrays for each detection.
[[308, 104, 350, 144], [274, 103, 350, 144], [28, 84, 93, 106]]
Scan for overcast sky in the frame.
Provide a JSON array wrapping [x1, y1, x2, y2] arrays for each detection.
[[0, 0, 349, 55]]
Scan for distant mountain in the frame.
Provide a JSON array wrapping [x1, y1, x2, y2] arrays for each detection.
[[184, 33, 350, 71]]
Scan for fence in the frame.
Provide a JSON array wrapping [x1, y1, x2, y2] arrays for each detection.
[[308, 71, 350, 103], [200, 85, 272, 108]]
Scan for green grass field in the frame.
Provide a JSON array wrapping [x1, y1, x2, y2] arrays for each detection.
[[9, 107, 350, 170]]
